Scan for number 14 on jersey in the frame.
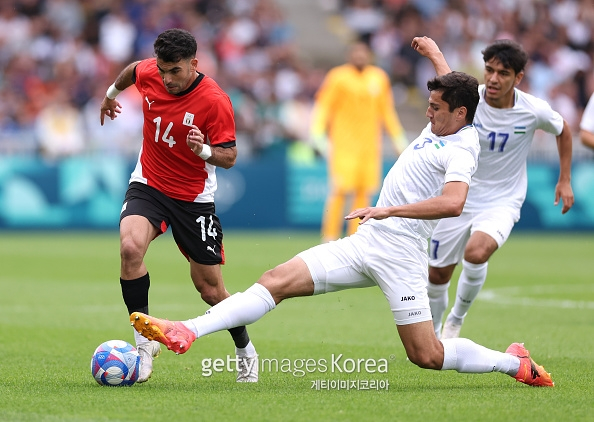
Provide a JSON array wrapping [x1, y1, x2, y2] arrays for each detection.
[[153, 116, 176, 148]]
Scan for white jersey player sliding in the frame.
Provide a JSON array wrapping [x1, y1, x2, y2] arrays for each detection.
[[129, 67, 554, 387], [413, 36, 574, 340]]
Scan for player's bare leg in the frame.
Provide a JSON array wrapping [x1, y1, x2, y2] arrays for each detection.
[[119, 215, 162, 382], [120, 215, 156, 280], [397, 320, 445, 369], [427, 264, 456, 339]]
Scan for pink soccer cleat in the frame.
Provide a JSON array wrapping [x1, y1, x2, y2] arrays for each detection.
[[506, 342, 554, 387], [131, 312, 196, 355]]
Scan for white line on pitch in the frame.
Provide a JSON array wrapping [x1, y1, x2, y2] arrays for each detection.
[[478, 289, 594, 309]]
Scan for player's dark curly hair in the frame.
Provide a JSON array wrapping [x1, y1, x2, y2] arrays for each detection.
[[427, 71, 479, 124], [154, 28, 197, 63], [482, 39, 528, 75]]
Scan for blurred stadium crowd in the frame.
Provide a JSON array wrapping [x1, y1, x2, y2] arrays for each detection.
[[1, 0, 593, 159]]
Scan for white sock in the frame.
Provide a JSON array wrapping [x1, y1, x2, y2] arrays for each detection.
[[427, 281, 450, 336], [441, 338, 519, 375], [183, 283, 276, 338], [236, 341, 257, 358], [450, 260, 488, 320], [134, 329, 150, 346]]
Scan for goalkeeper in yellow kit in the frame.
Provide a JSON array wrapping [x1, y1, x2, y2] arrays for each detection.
[[311, 41, 408, 241]]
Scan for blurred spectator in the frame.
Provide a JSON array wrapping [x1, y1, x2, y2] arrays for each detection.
[[366, 0, 593, 136], [98, 5, 137, 64], [342, 0, 385, 44], [35, 87, 85, 160], [44, 0, 84, 38], [385, 5, 424, 90], [83, 84, 143, 156], [0, 0, 304, 157], [1, 0, 594, 158]]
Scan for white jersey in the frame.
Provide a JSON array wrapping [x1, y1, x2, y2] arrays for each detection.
[[580, 92, 594, 132], [368, 123, 480, 242], [466, 85, 563, 211]]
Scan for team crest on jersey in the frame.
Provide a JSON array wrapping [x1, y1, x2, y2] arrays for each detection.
[[413, 138, 447, 150], [183, 112, 195, 127]]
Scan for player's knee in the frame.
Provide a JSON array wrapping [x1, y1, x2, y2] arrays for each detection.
[[258, 269, 283, 300], [406, 349, 442, 370], [429, 266, 453, 285], [200, 291, 219, 306], [198, 285, 227, 306], [464, 236, 497, 264], [258, 269, 274, 284], [464, 248, 490, 264], [258, 266, 306, 304], [120, 238, 143, 264]]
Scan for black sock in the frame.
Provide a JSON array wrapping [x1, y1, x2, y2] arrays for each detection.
[[228, 326, 250, 349], [120, 273, 150, 315]]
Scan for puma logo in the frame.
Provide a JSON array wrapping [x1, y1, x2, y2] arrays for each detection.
[[145, 96, 155, 110], [207, 246, 216, 255]]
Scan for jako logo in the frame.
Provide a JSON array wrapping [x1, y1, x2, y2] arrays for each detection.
[[401, 296, 415, 301]]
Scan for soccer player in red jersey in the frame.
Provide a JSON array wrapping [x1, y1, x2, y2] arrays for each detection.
[[100, 28, 258, 383]]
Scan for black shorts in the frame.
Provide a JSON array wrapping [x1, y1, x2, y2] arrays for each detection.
[[120, 182, 225, 265]]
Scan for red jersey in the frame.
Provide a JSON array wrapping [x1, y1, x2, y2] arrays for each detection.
[[130, 58, 236, 202]]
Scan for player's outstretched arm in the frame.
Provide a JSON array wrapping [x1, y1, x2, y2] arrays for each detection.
[[554, 120, 574, 214], [100, 61, 140, 125], [411, 36, 452, 76], [345, 181, 468, 224]]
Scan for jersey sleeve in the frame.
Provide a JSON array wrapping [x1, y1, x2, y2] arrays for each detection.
[[533, 95, 564, 136], [444, 150, 477, 185], [204, 93, 236, 146], [133, 59, 151, 91], [443, 131, 480, 186]]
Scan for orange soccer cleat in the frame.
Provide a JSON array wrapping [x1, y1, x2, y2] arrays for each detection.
[[506, 342, 554, 387], [131, 312, 196, 355]]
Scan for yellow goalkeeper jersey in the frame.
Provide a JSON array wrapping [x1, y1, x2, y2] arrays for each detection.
[[311, 63, 405, 162]]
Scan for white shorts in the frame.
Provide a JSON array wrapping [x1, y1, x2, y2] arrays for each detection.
[[429, 206, 519, 268], [297, 224, 432, 325]]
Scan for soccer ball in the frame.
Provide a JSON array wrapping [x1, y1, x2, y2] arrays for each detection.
[[90, 340, 140, 386]]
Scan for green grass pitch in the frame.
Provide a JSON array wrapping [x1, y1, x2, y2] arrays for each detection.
[[0, 231, 593, 421]]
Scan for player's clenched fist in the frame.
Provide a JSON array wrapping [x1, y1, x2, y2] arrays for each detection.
[[186, 125, 205, 154]]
